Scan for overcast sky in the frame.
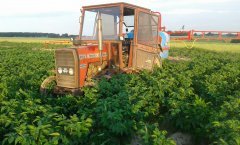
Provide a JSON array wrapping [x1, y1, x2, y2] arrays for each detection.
[[0, 0, 239, 34]]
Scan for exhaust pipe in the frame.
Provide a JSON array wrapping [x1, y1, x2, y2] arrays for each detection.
[[97, 12, 103, 64], [79, 9, 83, 39]]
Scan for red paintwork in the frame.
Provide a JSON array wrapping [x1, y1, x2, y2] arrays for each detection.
[[168, 31, 193, 40], [169, 30, 240, 41], [152, 11, 166, 32], [192, 30, 240, 40], [75, 45, 108, 87], [152, 11, 162, 31]]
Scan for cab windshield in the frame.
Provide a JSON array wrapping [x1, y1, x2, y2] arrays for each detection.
[[81, 7, 120, 40]]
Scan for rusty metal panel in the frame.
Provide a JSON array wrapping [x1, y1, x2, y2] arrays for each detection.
[[136, 49, 155, 70], [55, 49, 79, 88], [83, 2, 150, 12]]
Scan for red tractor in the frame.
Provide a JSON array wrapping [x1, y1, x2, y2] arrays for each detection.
[[41, 2, 170, 95]]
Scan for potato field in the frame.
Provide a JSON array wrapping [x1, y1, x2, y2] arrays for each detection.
[[0, 41, 239, 145]]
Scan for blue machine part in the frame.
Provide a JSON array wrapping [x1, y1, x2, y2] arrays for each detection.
[[159, 32, 170, 47], [160, 50, 169, 59], [126, 31, 134, 39], [159, 32, 166, 46], [159, 32, 170, 59]]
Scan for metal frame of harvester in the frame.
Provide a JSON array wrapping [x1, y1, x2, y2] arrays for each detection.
[[169, 30, 240, 41]]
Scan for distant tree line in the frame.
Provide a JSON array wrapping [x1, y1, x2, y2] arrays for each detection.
[[0, 32, 78, 38]]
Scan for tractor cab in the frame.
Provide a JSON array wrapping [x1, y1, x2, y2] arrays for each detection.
[[78, 2, 167, 69], [41, 3, 170, 95]]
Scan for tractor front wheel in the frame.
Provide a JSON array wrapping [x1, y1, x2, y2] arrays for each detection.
[[40, 76, 56, 96]]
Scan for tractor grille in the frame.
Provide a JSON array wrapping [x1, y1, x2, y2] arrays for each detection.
[[55, 49, 78, 88]]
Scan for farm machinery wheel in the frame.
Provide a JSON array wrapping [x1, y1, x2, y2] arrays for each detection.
[[40, 76, 56, 95], [53, 86, 83, 96], [40, 76, 83, 96]]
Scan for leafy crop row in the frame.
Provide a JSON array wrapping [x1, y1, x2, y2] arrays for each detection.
[[0, 42, 239, 145]]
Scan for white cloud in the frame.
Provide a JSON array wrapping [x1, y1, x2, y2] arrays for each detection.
[[0, 0, 239, 33], [0, 0, 80, 16], [163, 9, 240, 15], [0, 0, 238, 16]]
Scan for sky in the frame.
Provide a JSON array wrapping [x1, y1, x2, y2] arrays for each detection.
[[0, 0, 239, 34]]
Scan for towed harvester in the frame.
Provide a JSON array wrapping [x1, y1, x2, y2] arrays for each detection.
[[169, 30, 240, 41]]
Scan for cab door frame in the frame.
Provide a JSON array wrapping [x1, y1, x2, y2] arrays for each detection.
[[132, 9, 161, 70]]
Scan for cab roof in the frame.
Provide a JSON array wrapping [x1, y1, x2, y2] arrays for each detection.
[[82, 2, 151, 12]]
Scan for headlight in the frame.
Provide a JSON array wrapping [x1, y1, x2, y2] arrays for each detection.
[[63, 68, 68, 73], [69, 68, 74, 75], [58, 67, 63, 74]]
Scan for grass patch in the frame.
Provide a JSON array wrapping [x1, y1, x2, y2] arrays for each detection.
[[170, 40, 240, 53], [0, 37, 69, 43]]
